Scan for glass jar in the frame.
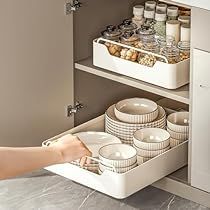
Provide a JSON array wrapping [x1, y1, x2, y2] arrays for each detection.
[[167, 6, 178, 20], [154, 11, 167, 37], [144, 8, 155, 27], [136, 25, 159, 53], [120, 31, 140, 46], [161, 38, 180, 64], [178, 41, 190, 61], [101, 25, 122, 41], [118, 19, 137, 33], [156, 3, 167, 13], [157, 35, 175, 54], [145, 1, 156, 10], [132, 5, 145, 29]]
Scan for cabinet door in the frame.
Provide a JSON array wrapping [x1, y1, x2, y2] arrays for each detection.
[[191, 49, 210, 192], [0, 0, 74, 146]]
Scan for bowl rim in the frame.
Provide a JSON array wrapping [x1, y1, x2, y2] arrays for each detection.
[[115, 98, 158, 116], [99, 143, 137, 161], [133, 128, 171, 144], [99, 161, 138, 169], [167, 112, 189, 127], [167, 127, 189, 135]]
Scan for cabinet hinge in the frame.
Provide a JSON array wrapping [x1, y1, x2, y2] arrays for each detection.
[[67, 101, 84, 117], [65, 0, 82, 15]]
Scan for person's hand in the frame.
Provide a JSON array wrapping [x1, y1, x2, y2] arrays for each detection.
[[50, 134, 92, 166]]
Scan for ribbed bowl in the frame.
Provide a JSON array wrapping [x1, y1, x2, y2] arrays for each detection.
[[99, 143, 137, 167], [170, 138, 185, 148], [133, 128, 170, 151], [137, 156, 151, 165], [167, 128, 189, 141], [114, 98, 158, 124]]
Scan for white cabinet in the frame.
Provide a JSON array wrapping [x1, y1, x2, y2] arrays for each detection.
[[191, 49, 210, 193]]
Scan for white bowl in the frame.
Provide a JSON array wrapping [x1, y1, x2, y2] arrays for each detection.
[[170, 138, 185, 148], [133, 144, 170, 158], [114, 98, 158, 123], [99, 143, 137, 167], [167, 112, 189, 133], [167, 128, 189, 141], [137, 156, 151, 165], [106, 105, 166, 128], [133, 128, 170, 151], [99, 162, 138, 173]]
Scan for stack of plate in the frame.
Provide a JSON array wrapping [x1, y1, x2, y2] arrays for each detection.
[[133, 128, 171, 165], [167, 112, 189, 148], [98, 144, 138, 174], [105, 98, 166, 145]]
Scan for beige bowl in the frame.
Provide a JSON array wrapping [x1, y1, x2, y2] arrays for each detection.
[[167, 112, 189, 133], [170, 138, 185, 148], [99, 143, 137, 167], [167, 128, 189, 141], [133, 128, 170, 151], [133, 144, 170, 158], [137, 156, 151, 165], [114, 98, 158, 124]]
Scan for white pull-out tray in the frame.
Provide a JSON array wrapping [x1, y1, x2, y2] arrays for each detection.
[[45, 115, 188, 199]]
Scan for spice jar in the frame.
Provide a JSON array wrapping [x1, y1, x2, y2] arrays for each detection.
[[118, 19, 137, 33], [178, 16, 190, 24], [101, 25, 122, 57], [167, 6, 179, 20], [180, 24, 190, 42], [166, 20, 180, 44], [144, 8, 155, 26], [157, 35, 175, 54], [156, 3, 167, 13], [120, 48, 139, 62], [136, 25, 159, 53], [178, 41, 190, 61], [120, 31, 140, 46], [154, 11, 167, 37], [161, 38, 180, 64], [132, 5, 145, 29], [145, 1, 156, 10]]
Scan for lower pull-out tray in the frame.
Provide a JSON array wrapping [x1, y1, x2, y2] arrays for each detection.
[[44, 115, 188, 199]]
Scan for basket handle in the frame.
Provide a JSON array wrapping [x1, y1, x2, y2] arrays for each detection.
[[96, 37, 168, 64]]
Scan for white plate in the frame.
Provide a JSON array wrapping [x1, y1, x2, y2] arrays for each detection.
[[75, 132, 121, 157]]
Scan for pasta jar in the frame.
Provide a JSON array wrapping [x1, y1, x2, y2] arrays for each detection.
[[178, 41, 190, 61], [154, 11, 167, 37], [161, 38, 180, 64], [120, 31, 140, 46], [136, 24, 159, 53], [167, 6, 178, 20], [132, 5, 145, 29], [118, 19, 137, 33]]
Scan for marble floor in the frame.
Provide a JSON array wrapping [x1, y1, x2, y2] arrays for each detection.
[[0, 170, 209, 210]]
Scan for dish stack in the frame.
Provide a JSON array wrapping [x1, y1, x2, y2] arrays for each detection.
[[98, 144, 138, 174], [133, 128, 171, 165], [167, 112, 189, 147], [105, 98, 166, 145]]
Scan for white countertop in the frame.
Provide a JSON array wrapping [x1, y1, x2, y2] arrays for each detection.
[[161, 0, 210, 10]]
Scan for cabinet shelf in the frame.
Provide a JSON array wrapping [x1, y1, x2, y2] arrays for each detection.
[[75, 58, 190, 104]]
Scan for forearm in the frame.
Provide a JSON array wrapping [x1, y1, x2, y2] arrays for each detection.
[[0, 147, 62, 180]]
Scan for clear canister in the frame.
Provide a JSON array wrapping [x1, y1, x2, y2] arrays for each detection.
[[120, 31, 140, 46], [167, 6, 178, 20], [132, 5, 145, 29], [178, 41, 190, 61], [154, 11, 167, 37], [101, 25, 122, 41], [118, 19, 137, 33]]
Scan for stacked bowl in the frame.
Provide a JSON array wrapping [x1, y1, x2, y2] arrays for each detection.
[[105, 98, 166, 145], [167, 112, 189, 147], [98, 144, 138, 174], [133, 128, 171, 164]]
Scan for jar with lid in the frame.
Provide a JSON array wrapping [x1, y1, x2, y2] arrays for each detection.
[[154, 11, 167, 37], [167, 6, 178, 20], [118, 19, 137, 33], [161, 38, 180, 64], [144, 8, 155, 26], [101, 25, 122, 57], [136, 25, 159, 53], [157, 35, 175, 54], [156, 3, 167, 13], [132, 5, 145, 29], [120, 31, 140, 46], [145, 1, 156, 10], [178, 41, 190, 61]]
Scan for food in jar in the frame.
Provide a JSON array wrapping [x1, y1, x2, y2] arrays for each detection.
[[105, 42, 122, 57], [101, 25, 122, 41], [154, 11, 167, 37], [120, 48, 138, 62], [120, 31, 140, 46], [138, 53, 157, 67], [178, 41, 190, 61], [118, 19, 137, 33]]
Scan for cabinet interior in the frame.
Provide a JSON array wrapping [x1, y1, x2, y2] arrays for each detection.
[[73, 0, 191, 185]]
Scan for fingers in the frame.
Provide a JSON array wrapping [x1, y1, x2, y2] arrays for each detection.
[[80, 156, 87, 167]]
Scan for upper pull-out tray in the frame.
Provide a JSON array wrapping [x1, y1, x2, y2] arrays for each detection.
[[44, 115, 188, 199]]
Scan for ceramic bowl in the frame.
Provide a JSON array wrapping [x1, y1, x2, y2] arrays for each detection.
[[167, 112, 189, 133], [170, 137, 185, 148], [133, 144, 170, 158], [167, 128, 189, 141], [137, 156, 151, 165], [99, 162, 138, 173], [106, 105, 166, 128], [133, 128, 170, 151], [114, 98, 158, 123], [99, 143, 137, 167]]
